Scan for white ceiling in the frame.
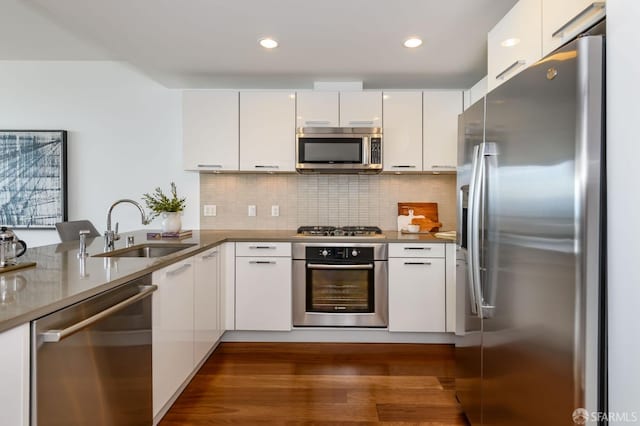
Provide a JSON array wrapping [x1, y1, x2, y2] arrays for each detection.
[[2, 0, 518, 89]]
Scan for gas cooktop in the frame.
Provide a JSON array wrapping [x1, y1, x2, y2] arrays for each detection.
[[296, 226, 384, 237]]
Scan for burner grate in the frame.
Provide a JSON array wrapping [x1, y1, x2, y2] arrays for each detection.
[[296, 226, 382, 237]]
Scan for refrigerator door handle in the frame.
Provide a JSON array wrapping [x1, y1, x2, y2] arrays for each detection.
[[471, 142, 499, 319], [457, 187, 464, 247], [467, 145, 482, 316]]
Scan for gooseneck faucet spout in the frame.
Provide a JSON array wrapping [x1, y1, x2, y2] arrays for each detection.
[[105, 199, 150, 250]]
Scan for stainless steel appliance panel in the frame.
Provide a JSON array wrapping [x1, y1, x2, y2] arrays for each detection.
[[480, 36, 604, 425], [295, 127, 383, 173], [455, 98, 485, 426], [32, 277, 156, 426], [292, 243, 388, 327]]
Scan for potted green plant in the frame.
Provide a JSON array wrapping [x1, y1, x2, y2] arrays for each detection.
[[142, 182, 186, 233]]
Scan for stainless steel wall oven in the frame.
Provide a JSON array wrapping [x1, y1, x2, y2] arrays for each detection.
[[292, 242, 387, 327]]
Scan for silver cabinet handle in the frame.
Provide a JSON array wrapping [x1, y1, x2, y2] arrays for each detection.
[[391, 165, 417, 168], [403, 262, 432, 265], [254, 165, 280, 169], [202, 251, 218, 259], [404, 247, 431, 250], [348, 120, 374, 125], [197, 164, 222, 168], [249, 260, 277, 264], [41, 285, 157, 343], [249, 245, 277, 249], [496, 60, 526, 80], [166, 263, 192, 277], [307, 263, 374, 270], [305, 120, 330, 125], [431, 165, 456, 169], [552, 2, 605, 38]]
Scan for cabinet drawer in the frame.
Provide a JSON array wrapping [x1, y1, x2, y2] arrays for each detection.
[[388, 243, 445, 258], [236, 242, 291, 257], [235, 257, 292, 331], [388, 258, 446, 332]]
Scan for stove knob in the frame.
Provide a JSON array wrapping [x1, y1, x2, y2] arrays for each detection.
[[322, 249, 329, 257], [352, 249, 358, 257]]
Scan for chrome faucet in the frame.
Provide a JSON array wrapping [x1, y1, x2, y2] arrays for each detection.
[[105, 199, 150, 250]]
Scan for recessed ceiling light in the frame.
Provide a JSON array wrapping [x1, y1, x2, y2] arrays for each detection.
[[403, 37, 423, 48], [259, 38, 278, 49], [501, 38, 520, 47]]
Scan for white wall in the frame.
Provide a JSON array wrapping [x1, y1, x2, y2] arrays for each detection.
[[0, 61, 199, 247], [607, 1, 640, 423]]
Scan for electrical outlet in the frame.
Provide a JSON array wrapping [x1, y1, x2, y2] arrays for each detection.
[[248, 205, 257, 217], [271, 205, 280, 217], [203, 204, 217, 217]]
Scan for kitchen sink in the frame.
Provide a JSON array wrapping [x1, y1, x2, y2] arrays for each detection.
[[93, 243, 196, 258]]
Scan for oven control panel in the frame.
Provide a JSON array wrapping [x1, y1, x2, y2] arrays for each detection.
[[306, 246, 374, 261]]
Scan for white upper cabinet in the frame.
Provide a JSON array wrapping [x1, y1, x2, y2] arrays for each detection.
[[423, 91, 462, 172], [542, 0, 606, 56], [382, 91, 422, 171], [487, 0, 542, 91], [182, 91, 239, 171], [240, 91, 296, 172], [339, 91, 383, 127], [296, 91, 382, 128], [464, 77, 487, 111], [296, 91, 339, 127]]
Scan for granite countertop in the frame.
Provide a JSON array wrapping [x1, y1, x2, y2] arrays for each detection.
[[0, 229, 454, 333]]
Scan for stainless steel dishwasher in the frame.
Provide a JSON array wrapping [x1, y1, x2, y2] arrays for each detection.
[[31, 275, 157, 426]]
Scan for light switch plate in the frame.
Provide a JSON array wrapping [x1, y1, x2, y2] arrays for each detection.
[[248, 205, 257, 216], [271, 205, 279, 217], [203, 204, 217, 217]]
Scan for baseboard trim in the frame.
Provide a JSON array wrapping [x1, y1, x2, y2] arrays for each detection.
[[221, 329, 455, 344]]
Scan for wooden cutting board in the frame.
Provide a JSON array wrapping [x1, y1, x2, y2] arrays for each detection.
[[397, 202, 441, 232]]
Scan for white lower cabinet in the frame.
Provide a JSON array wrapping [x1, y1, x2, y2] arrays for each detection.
[[388, 244, 446, 332], [235, 243, 292, 331], [193, 247, 222, 365], [152, 259, 195, 417], [0, 324, 29, 426], [152, 245, 230, 421]]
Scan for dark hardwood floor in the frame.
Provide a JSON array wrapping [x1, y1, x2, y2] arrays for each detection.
[[161, 342, 468, 425]]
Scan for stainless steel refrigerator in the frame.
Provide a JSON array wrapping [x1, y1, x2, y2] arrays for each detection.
[[455, 29, 606, 425]]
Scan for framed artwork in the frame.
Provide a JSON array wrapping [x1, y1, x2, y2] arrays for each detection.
[[0, 130, 68, 228]]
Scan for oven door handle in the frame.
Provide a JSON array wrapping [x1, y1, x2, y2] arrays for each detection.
[[306, 263, 374, 270]]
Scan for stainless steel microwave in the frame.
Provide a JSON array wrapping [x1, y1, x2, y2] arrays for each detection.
[[295, 127, 383, 174]]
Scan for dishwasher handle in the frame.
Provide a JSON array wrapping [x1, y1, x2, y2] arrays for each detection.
[[41, 284, 158, 343]]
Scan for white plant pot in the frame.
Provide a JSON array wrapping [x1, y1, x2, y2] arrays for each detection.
[[160, 212, 182, 233]]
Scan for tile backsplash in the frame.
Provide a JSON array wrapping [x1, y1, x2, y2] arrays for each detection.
[[200, 174, 456, 231]]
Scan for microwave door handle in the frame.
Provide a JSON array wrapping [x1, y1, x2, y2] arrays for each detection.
[[362, 136, 369, 165]]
